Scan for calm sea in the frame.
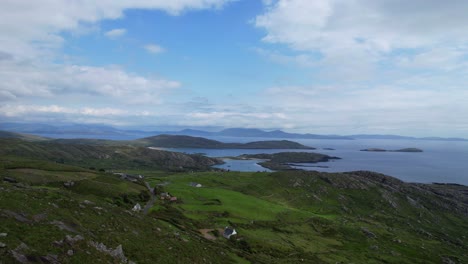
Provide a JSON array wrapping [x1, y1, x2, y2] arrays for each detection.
[[161, 136, 468, 186]]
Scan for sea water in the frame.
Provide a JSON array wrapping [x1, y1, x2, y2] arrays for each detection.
[[161, 137, 468, 185]]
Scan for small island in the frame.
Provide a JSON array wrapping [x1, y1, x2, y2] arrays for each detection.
[[360, 148, 423, 152], [239, 152, 340, 171]]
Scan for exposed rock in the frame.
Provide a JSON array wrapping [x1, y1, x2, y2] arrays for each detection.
[[0, 233, 7, 237], [40, 254, 60, 264], [442, 256, 457, 264], [361, 227, 377, 238], [32, 213, 47, 222], [0, 242, 6, 248], [132, 203, 142, 212], [110, 245, 127, 262], [381, 190, 399, 209], [50, 220, 78, 233], [63, 181, 75, 188], [82, 200, 94, 205], [1, 210, 31, 223], [65, 235, 84, 244], [14, 183, 28, 188], [3, 177, 17, 183], [67, 249, 74, 256], [10, 243, 29, 264], [89, 241, 131, 263]]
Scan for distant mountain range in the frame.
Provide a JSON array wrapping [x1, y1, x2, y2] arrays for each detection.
[[0, 131, 314, 150], [0, 122, 467, 141]]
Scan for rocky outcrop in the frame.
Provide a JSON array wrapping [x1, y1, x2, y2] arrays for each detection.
[[89, 242, 134, 264]]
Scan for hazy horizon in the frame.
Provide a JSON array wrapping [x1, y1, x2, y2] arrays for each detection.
[[2, 121, 467, 140], [1, 1, 468, 137]]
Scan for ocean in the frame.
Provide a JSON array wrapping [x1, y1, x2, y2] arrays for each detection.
[[160, 136, 468, 185]]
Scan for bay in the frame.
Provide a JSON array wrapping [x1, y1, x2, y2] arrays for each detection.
[[161, 136, 468, 185]]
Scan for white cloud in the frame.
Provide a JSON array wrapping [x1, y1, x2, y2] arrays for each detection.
[[0, 59, 180, 105], [0, 104, 127, 118], [256, 0, 468, 54], [105, 28, 127, 39], [0, 0, 229, 105], [253, 47, 316, 67], [248, 0, 468, 136], [0, 0, 226, 123], [256, 83, 468, 136], [0, 0, 233, 59], [255, 0, 468, 77], [144, 44, 165, 54]]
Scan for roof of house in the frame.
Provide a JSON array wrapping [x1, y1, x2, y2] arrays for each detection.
[[223, 227, 237, 238]]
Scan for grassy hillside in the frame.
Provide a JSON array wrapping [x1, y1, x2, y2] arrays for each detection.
[[0, 130, 48, 141], [1, 159, 466, 263], [0, 158, 239, 263], [0, 131, 314, 149], [0, 137, 467, 263], [0, 138, 222, 171], [135, 135, 314, 149], [145, 170, 468, 263]]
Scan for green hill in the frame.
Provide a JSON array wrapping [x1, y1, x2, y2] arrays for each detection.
[[1, 131, 314, 149], [136, 134, 314, 149], [0, 159, 467, 263], [0, 138, 222, 171], [0, 130, 48, 141]]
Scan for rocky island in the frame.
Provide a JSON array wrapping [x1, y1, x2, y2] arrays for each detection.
[[361, 148, 423, 152], [239, 152, 340, 171]]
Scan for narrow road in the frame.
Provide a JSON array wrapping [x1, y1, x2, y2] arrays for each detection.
[[143, 181, 156, 215]]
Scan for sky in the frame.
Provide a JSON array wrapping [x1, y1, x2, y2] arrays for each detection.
[[1, 0, 468, 137]]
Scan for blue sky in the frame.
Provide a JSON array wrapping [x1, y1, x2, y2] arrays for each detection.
[[1, 0, 468, 137]]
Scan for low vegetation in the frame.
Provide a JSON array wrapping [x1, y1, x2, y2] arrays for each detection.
[[0, 138, 222, 172], [0, 135, 466, 263], [136, 135, 314, 149]]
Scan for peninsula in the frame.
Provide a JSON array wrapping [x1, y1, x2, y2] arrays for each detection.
[[138, 135, 314, 149]]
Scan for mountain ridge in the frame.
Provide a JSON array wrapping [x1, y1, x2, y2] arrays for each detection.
[[1, 123, 467, 141]]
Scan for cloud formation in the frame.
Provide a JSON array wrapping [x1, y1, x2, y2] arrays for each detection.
[[0, 59, 180, 104], [248, 0, 468, 136], [0, 0, 467, 136], [255, 0, 468, 79], [0, 0, 231, 125], [105, 28, 127, 39], [256, 0, 468, 54], [144, 44, 165, 54]]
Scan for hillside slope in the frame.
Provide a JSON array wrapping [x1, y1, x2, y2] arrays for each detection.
[[0, 138, 221, 171], [0, 130, 48, 141], [136, 135, 314, 149], [1, 162, 467, 263]]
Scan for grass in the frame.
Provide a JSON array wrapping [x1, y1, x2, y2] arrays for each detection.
[[0, 158, 245, 263], [141, 170, 468, 263], [1, 153, 467, 263]]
